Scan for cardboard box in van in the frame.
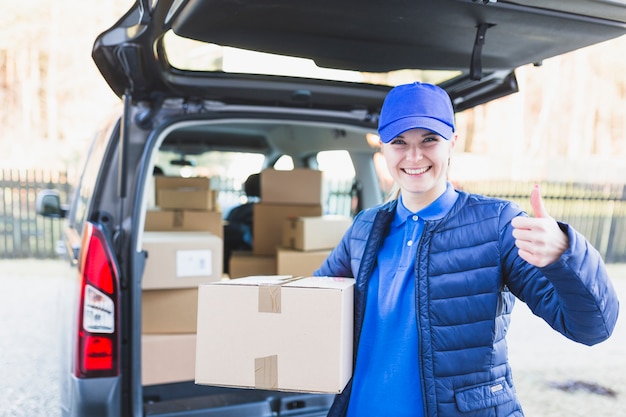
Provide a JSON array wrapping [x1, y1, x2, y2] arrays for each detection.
[[142, 333, 196, 385], [145, 209, 223, 237], [276, 247, 330, 277], [229, 251, 277, 279], [142, 231, 223, 289], [281, 215, 351, 251], [142, 288, 198, 334], [252, 203, 322, 255], [260, 169, 322, 205], [155, 176, 218, 211]]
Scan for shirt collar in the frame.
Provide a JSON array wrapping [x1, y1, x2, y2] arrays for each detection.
[[393, 182, 458, 226]]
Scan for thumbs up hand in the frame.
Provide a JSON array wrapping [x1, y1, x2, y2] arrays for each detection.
[[511, 185, 569, 267], [529, 183, 549, 218]]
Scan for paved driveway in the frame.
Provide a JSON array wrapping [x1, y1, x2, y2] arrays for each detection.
[[507, 264, 626, 416], [0, 260, 625, 417]]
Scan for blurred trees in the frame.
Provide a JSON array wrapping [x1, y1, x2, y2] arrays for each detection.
[[0, 0, 129, 171], [0, 1, 625, 182], [457, 35, 626, 158], [453, 34, 626, 183]]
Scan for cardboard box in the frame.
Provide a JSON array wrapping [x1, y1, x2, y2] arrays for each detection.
[[142, 231, 223, 289], [253, 203, 322, 256], [155, 176, 211, 191], [229, 251, 276, 279], [142, 334, 196, 385], [276, 248, 331, 277], [145, 209, 223, 237], [155, 176, 217, 211], [142, 288, 198, 334], [157, 189, 217, 211], [196, 276, 354, 393], [260, 169, 322, 205], [282, 215, 352, 251]]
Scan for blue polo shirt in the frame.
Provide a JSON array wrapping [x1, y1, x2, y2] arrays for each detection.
[[346, 184, 458, 417]]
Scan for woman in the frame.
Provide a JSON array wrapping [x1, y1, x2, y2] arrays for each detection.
[[314, 82, 619, 417]]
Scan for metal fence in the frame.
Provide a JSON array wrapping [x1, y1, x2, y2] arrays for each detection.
[[1, 170, 625, 263], [456, 181, 626, 263], [0, 169, 72, 259]]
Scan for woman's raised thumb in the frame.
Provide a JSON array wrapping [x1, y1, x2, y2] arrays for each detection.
[[531, 184, 549, 218]]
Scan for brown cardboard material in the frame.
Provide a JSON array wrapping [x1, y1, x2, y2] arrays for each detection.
[[145, 209, 223, 237], [195, 275, 354, 393], [142, 231, 223, 289], [142, 334, 196, 385], [260, 169, 323, 205], [253, 203, 322, 256], [155, 176, 217, 211], [281, 215, 352, 251], [229, 251, 276, 279], [142, 288, 198, 334], [155, 176, 211, 191], [276, 247, 331, 276], [157, 189, 216, 211]]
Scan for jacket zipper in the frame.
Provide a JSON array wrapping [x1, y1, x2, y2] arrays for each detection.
[[415, 222, 430, 417]]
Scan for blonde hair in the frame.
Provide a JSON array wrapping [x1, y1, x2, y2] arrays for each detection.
[[386, 183, 401, 202]]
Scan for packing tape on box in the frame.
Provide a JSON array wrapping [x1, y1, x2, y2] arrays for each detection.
[[258, 284, 282, 313], [286, 218, 297, 249], [173, 210, 184, 227], [257, 276, 306, 313], [254, 355, 278, 389]]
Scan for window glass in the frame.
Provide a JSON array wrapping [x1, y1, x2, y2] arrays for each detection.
[[151, 147, 358, 218], [373, 151, 395, 199], [69, 127, 113, 237], [317, 150, 355, 178], [316, 150, 355, 216], [162, 30, 461, 87], [273, 155, 294, 170]]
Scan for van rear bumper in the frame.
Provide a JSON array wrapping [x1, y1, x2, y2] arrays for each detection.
[[62, 375, 120, 417]]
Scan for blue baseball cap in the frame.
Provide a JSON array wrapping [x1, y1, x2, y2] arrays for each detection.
[[378, 82, 455, 143]]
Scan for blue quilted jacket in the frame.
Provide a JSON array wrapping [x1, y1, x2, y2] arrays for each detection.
[[315, 191, 619, 417]]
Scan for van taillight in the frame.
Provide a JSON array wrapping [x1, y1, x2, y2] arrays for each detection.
[[75, 222, 119, 378]]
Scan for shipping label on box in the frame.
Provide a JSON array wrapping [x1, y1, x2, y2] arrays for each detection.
[[176, 249, 213, 276], [260, 169, 323, 205], [195, 276, 354, 394], [253, 203, 322, 256], [142, 231, 223, 289], [281, 215, 352, 251]]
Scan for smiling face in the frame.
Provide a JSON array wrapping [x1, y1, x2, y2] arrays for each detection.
[[380, 128, 456, 212]]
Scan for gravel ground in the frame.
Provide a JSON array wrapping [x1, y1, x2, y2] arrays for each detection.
[[0, 260, 65, 417], [0, 259, 625, 417]]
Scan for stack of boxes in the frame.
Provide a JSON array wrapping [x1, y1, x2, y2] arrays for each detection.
[[141, 176, 224, 385], [140, 171, 354, 385], [229, 169, 351, 278], [145, 176, 222, 235]]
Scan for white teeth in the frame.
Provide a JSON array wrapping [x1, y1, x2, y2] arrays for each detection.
[[404, 167, 429, 175]]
